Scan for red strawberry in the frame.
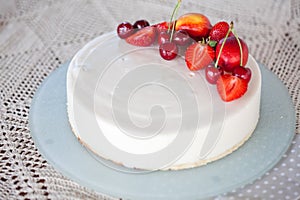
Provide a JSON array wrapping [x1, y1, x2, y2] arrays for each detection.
[[185, 42, 215, 71], [126, 26, 157, 47], [216, 74, 248, 102], [153, 21, 173, 33], [209, 21, 231, 42]]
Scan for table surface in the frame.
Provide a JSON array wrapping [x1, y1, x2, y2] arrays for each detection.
[[0, 0, 299, 199]]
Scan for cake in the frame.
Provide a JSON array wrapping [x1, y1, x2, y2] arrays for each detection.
[[67, 5, 261, 170], [66, 31, 261, 171]]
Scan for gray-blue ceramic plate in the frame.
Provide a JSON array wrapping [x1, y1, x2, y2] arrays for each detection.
[[29, 62, 295, 200]]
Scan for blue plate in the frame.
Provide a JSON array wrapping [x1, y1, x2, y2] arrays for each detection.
[[29, 62, 295, 200]]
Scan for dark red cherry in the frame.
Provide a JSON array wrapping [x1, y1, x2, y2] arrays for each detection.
[[173, 30, 191, 46], [232, 66, 252, 83], [205, 64, 224, 84], [117, 22, 134, 39], [158, 31, 170, 45], [133, 20, 150, 29], [159, 41, 178, 60]]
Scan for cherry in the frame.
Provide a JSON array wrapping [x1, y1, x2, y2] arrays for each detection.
[[117, 22, 134, 39], [205, 64, 224, 84], [173, 30, 191, 46], [232, 66, 252, 82], [216, 36, 249, 72], [133, 20, 150, 29], [159, 41, 178, 60], [158, 31, 170, 45]]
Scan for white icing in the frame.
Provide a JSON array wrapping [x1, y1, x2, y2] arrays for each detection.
[[67, 32, 261, 170]]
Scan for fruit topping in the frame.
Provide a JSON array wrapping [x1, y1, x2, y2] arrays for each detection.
[[173, 30, 191, 46], [216, 36, 249, 72], [216, 74, 248, 102], [159, 41, 178, 60], [117, 0, 252, 102], [157, 0, 181, 60], [175, 13, 212, 39], [154, 21, 173, 33], [205, 64, 224, 84], [133, 19, 150, 29], [157, 31, 170, 45], [117, 22, 134, 39], [125, 26, 157, 47], [209, 21, 231, 42], [232, 66, 252, 83], [185, 42, 215, 71]]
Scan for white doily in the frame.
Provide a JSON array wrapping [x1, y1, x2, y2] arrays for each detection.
[[0, 0, 299, 199]]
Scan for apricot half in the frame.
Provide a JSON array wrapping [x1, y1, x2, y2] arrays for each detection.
[[176, 13, 212, 39]]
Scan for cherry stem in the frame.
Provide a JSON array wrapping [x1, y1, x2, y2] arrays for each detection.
[[231, 28, 243, 66], [214, 21, 234, 68], [168, 0, 181, 41]]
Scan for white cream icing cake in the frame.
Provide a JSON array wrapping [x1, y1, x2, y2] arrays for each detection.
[[66, 32, 261, 170]]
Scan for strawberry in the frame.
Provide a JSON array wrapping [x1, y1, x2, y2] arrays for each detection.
[[125, 26, 157, 47], [209, 21, 230, 42], [153, 21, 173, 33], [185, 42, 215, 71], [216, 74, 248, 102]]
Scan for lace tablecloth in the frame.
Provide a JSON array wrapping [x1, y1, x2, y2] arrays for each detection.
[[0, 0, 299, 199]]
